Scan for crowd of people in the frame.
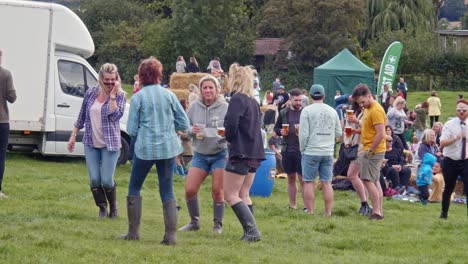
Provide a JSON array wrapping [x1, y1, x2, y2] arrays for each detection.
[[1, 49, 467, 245]]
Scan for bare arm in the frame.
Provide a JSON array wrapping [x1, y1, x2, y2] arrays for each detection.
[[370, 123, 385, 152]]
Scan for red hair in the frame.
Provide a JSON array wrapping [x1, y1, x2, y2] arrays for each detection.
[[138, 56, 163, 86]]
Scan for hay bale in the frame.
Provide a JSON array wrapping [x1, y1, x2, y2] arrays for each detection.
[[170, 73, 207, 91], [169, 72, 229, 93], [171, 89, 190, 101]]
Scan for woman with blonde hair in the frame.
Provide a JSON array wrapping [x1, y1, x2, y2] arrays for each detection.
[[223, 64, 264, 242], [432, 121, 443, 147], [68, 63, 126, 219], [179, 75, 228, 234], [387, 96, 412, 150], [188, 83, 200, 106]]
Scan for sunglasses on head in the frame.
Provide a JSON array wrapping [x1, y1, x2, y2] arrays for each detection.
[[457, 108, 467, 113]]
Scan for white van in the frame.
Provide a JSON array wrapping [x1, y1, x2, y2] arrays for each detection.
[[0, 0, 131, 164]]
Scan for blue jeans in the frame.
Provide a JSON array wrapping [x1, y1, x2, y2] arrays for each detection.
[[128, 156, 175, 203], [0, 123, 9, 191], [84, 146, 119, 188]]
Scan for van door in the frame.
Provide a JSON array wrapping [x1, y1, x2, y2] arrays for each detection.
[[54, 58, 97, 155]]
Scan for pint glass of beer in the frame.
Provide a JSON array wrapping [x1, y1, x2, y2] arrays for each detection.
[[294, 124, 299, 136], [195, 124, 206, 140], [345, 126, 353, 137], [282, 124, 289, 136], [346, 109, 354, 117], [217, 126, 225, 137]]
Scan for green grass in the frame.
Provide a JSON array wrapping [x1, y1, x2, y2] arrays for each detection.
[[1, 153, 468, 263], [405, 91, 463, 124]]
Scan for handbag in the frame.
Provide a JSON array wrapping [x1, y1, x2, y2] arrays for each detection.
[[343, 135, 358, 160]]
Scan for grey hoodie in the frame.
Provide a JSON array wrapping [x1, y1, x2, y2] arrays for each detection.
[[187, 98, 228, 155]]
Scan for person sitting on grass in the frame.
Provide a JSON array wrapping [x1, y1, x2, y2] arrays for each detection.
[[416, 153, 437, 205], [383, 135, 411, 194], [429, 161, 444, 203]]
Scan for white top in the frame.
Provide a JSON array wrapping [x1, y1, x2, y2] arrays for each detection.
[[90, 99, 106, 148], [441, 117, 468, 160], [299, 102, 342, 156]]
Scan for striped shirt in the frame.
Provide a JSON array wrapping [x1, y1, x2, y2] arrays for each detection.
[[74, 87, 126, 151], [127, 84, 189, 160]]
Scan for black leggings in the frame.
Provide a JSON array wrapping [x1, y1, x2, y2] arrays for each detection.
[[419, 185, 429, 201], [430, 116, 439, 128]]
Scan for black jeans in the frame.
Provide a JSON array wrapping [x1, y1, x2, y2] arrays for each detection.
[[0, 123, 9, 192], [383, 166, 411, 188], [418, 185, 429, 201], [429, 116, 439, 128], [441, 158, 468, 214]]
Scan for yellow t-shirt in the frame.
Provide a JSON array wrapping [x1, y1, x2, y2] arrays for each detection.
[[361, 101, 386, 153]]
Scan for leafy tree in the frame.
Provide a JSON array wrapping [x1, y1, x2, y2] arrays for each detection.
[[167, 0, 255, 70], [257, 0, 366, 69], [94, 21, 146, 82], [367, 30, 437, 74], [366, 0, 436, 39]]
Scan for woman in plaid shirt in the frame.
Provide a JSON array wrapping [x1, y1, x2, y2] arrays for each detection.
[[68, 63, 126, 219]]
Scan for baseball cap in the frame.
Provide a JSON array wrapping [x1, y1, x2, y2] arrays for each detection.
[[309, 84, 325, 97]]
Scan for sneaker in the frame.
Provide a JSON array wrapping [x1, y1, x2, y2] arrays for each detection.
[[303, 208, 307, 213], [0, 192, 8, 199], [358, 204, 372, 216], [368, 213, 384, 220], [397, 186, 406, 195]]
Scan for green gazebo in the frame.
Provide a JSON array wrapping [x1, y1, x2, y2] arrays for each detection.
[[313, 49, 375, 106]]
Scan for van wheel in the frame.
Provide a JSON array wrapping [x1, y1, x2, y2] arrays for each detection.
[[117, 137, 129, 165]]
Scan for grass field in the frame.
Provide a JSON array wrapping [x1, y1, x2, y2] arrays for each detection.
[[1, 150, 468, 263]]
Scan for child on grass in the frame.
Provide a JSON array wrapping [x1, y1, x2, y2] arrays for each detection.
[[416, 153, 437, 205]]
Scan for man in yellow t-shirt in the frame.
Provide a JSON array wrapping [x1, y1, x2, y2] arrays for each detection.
[[352, 84, 386, 220]]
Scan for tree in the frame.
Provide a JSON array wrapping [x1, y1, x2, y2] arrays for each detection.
[[367, 30, 437, 74], [366, 0, 436, 39], [168, 0, 255, 70], [257, 0, 366, 69]]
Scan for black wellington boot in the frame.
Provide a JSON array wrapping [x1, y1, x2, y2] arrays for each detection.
[[91, 187, 108, 219], [161, 200, 178, 245], [178, 197, 200, 231], [213, 201, 224, 234], [118, 195, 142, 240], [104, 185, 118, 219], [231, 201, 261, 242]]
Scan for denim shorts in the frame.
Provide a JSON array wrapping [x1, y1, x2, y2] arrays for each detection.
[[225, 158, 262, 175], [190, 149, 227, 173], [301, 155, 333, 182]]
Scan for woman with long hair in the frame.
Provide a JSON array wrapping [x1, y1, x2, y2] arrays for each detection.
[[68, 63, 126, 219], [223, 64, 264, 242]]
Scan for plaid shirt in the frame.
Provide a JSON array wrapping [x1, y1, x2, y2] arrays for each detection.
[[74, 87, 126, 151], [127, 84, 189, 160]]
